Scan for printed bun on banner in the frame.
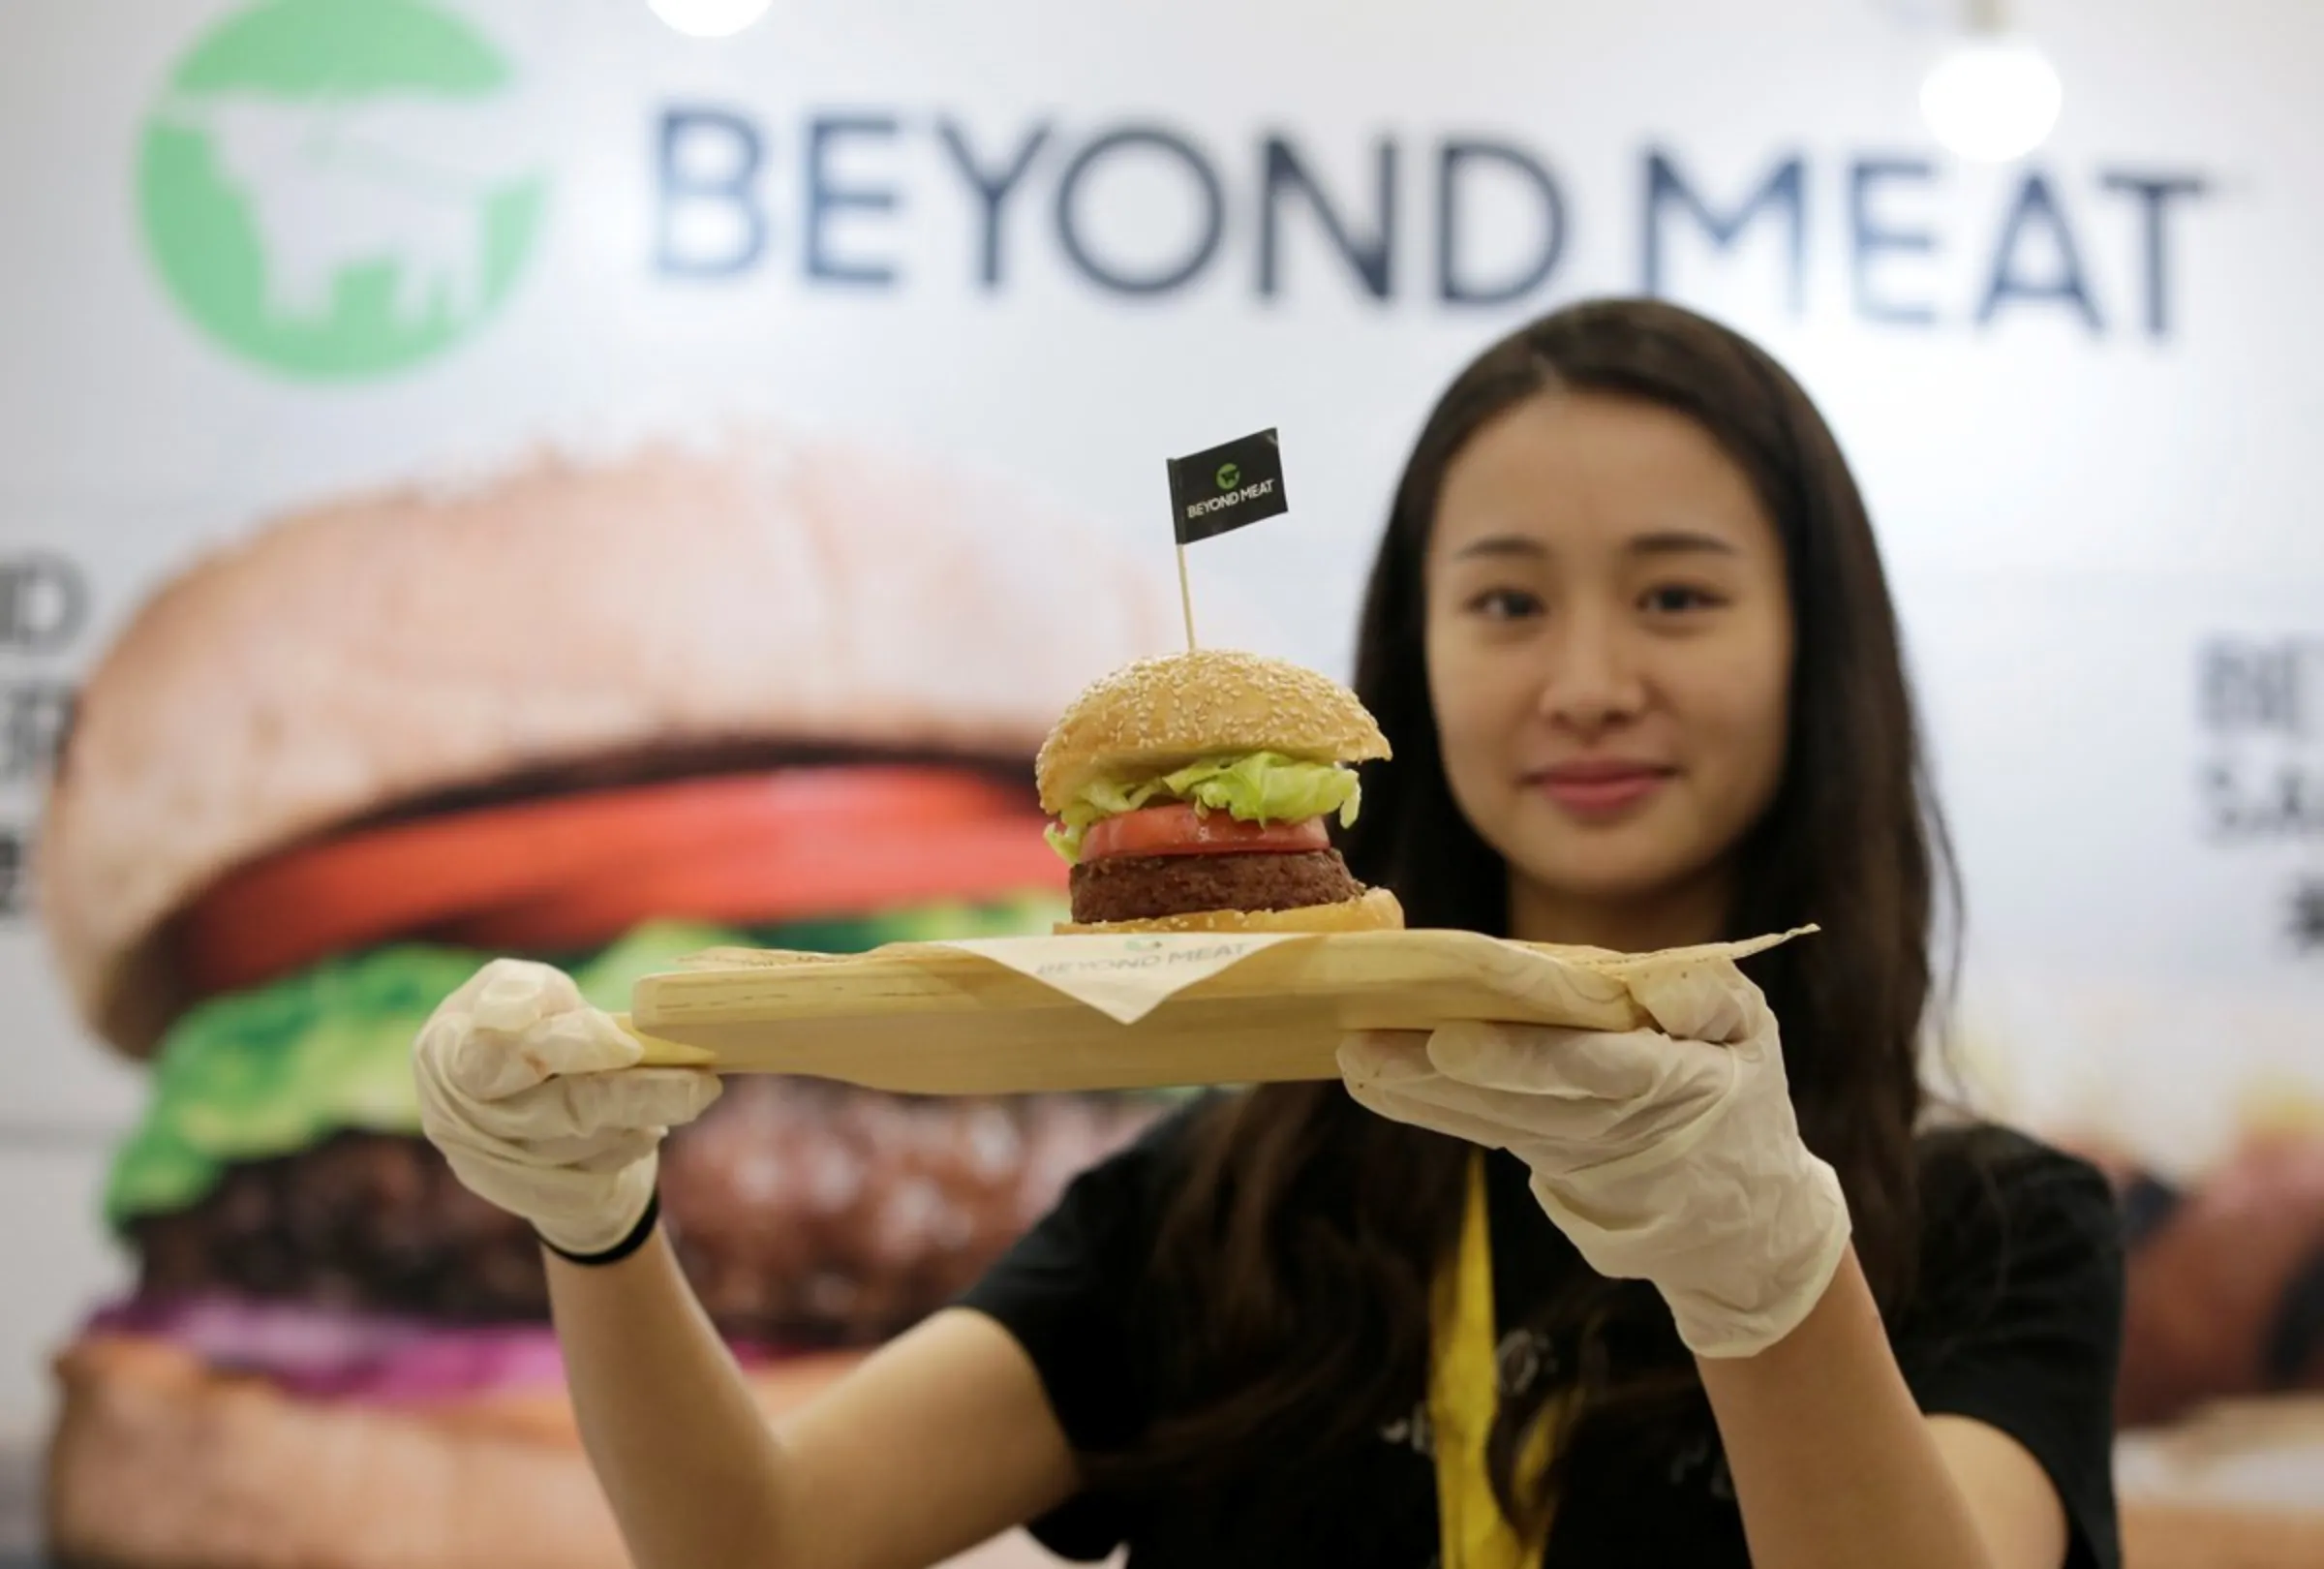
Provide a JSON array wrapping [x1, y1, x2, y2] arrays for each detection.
[[31, 429, 1222, 1569]]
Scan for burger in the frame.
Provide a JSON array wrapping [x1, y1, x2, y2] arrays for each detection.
[[33, 433, 1199, 1569], [1036, 647, 1403, 934]]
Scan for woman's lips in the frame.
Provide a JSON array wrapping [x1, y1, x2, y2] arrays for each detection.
[[1529, 763, 1673, 817]]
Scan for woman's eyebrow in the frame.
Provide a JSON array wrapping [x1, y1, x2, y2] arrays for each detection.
[[1447, 530, 1738, 562], [1628, 530, 1738, 557], [1447, 533, 1546, 561]]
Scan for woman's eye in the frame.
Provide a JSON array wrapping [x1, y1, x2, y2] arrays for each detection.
[[1466, 587, 1544, 620], [1640, 583, 1722, 615]]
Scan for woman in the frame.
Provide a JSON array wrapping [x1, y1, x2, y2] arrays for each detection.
[[413, 297, 2125, 1569]]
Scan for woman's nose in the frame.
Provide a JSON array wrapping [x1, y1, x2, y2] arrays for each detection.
[[1533, 614, 1644, 736]]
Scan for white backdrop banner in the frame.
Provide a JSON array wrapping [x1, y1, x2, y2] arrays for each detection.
[[0, 0, 2319, 1461]]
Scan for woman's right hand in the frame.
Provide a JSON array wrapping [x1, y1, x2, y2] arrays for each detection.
[[413, 957, 724, 1259], [414, 958, 1077, 1569], [542, 1226, 1082, 1569]]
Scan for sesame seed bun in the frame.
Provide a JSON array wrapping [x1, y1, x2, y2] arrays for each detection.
[[1053, 886, 1404, 936], [1033, 649, 1390, 815]]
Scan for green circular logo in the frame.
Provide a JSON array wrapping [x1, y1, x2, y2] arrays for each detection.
[[138, 0, 549, 382], [1215, 462, 1239, 490]]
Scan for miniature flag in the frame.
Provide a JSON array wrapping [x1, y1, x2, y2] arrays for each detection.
[[1168, 428, 1289, 544]]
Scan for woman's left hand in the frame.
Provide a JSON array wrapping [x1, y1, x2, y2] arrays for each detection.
[[1338, 958, 1850, 1359]]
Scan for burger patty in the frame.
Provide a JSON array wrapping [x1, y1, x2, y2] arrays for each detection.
[[1069, 847, 1363, 925], [129, 1079, 1161, 1346]]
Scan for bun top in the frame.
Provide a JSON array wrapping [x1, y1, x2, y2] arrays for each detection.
[[42, 431, 1191, 1059], [1034, 648, 1391, 814]]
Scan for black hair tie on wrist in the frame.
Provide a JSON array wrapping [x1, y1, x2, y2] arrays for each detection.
[[540, 1189, 660, 1267]]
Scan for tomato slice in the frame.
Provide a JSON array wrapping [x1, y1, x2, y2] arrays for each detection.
[[176, 767, 1058, 996], [1079, 802, 1329, 862], [439, 818, 1064, 952]]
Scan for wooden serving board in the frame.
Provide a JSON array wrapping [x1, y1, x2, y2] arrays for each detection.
[[621, 927, 1798, 1096]]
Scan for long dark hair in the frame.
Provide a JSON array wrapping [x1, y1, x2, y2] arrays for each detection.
[[1086, 297, 1960, 1537]]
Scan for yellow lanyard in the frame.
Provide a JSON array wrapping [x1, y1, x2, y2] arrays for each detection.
[[1427, 1149, 1563, 1569]]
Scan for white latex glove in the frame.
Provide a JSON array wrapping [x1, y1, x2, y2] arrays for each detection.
[[413, 957, 723, 1258], [1336, 956, 1850, 1359]]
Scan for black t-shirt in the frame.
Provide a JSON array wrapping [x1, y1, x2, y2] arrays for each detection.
[[956, 1094, 2125, 1569]]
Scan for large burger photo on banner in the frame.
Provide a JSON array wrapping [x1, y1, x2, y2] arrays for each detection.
[[32, 433, 1204, 1569]]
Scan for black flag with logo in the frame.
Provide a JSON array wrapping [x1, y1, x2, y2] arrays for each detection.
[[1168, 428, 1289, 544]]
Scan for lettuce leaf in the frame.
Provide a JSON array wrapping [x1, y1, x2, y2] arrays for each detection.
[[1044, 752, 1361, 863]]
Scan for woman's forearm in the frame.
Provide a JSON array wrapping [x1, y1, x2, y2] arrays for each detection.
[[545, 1224, 797, 1569], [1695, 1246, 2008, 1569]]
